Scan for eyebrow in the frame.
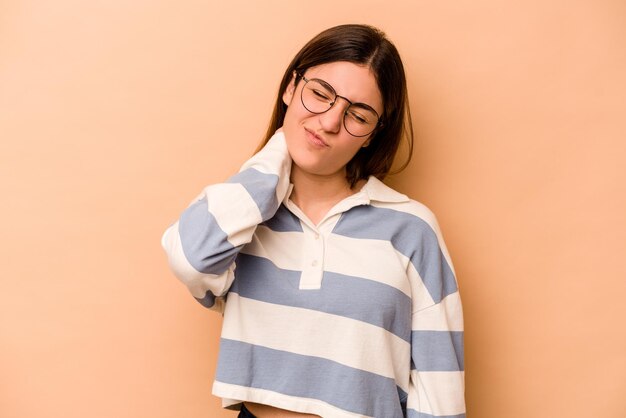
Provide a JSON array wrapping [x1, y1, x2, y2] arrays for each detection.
[[349, 102, 377, 112], [315, 78, 335, 93]]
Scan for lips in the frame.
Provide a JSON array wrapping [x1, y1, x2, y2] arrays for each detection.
[[304, 127, 329, 148]]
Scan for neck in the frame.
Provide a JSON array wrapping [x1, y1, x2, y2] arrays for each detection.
[[289, 165, 365, 225]]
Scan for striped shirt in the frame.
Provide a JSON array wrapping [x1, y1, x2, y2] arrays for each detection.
[[162, 131, 465, 418]]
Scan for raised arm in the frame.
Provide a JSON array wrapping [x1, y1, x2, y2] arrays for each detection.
[[161, 131, 291, 311]]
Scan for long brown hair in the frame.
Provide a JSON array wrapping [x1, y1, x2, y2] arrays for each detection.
[[260, 24, 413, 188]]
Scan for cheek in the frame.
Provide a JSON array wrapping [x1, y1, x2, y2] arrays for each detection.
[[282, 105, 316, 145], [340, 143, 366, 162], [282, 103, 302, 130], [342, 134, 370, 155], [281, 110, 298, 145]]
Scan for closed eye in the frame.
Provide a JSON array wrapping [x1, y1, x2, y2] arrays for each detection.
[[346, 109, 370, 124], [311, 88, 332, 101]]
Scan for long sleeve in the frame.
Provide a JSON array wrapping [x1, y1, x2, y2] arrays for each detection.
[[406, 213, 465, 418], [161, 131, 292, 311]]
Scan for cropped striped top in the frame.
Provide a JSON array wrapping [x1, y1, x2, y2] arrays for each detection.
[[162, 131, 465, 418]]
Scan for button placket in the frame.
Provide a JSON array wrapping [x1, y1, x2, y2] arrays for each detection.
[[298, 225, 325, 290]]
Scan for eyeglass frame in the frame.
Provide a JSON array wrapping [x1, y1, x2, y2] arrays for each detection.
[[295, 72, 383, 137]]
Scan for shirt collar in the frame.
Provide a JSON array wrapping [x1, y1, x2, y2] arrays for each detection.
[[283, 176, 409, 207], [360, 176, 410, 203]]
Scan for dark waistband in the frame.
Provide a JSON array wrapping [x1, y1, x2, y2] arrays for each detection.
[[239, 403, 257, 418]]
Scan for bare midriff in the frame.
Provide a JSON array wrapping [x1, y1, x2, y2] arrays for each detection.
[[244, 402, 321, 418]]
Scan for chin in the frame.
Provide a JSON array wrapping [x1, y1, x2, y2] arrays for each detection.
[[285, 133, 351, 177], [292, 159, 345, 178]]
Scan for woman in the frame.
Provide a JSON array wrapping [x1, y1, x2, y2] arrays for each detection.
[[162, 24, 465, 418]]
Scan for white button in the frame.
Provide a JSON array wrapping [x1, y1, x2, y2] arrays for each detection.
[[311, 260, 318, 267], [314, 233, 320, 240]]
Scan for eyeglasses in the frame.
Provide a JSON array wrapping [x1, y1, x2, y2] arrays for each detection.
[[297, 73, 382, 137]]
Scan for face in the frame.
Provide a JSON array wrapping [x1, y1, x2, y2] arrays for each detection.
[[281, 61, 383, 181]]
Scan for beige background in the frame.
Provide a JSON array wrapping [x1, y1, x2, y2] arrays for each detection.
[[1, 1, 625, 417]]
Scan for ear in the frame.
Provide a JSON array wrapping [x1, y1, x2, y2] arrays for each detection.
[[282, 72, 297, 106], [361, 138, 372, 148]]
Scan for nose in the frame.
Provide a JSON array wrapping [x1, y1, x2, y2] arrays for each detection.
[[318, 100, 347, 134]]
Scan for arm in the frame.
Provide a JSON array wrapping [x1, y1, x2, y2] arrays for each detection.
[[406, 214, 465, 417], [161, 131, 291, 311]]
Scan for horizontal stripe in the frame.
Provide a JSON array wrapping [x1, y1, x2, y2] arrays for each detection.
[[370, 200, 454, 276], [407, 410, 466, 418], [231, 253, 412, 341], [213, 382, 373, 418], [205, 182, 262, 247], [221, 293, 410, 386], [411, 331, 464, 371], [324, 234, 411, 296], [333, 205, 457, 304], [261, 204, 303, 232], [215, 338, 407, 418], [179, 196, 239, 274], [227, 168, 279, 220], [404, 253, 438, 311], [240, 226, 308, 271], [413, 292, 464, 331], [407, 370, 465, 416], [161, 223, 235, 298]]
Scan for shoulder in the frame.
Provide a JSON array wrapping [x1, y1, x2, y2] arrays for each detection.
[[363, 177, 440, 231]]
